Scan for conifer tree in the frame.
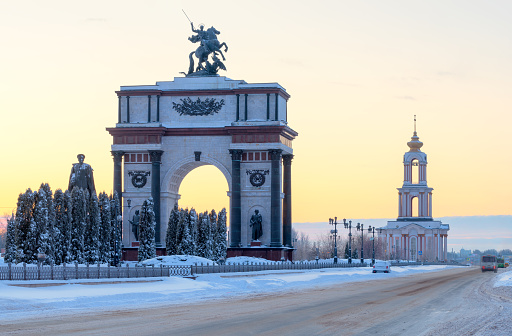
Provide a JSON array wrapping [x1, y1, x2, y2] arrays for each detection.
[[208, 210, 217, 259], [187, 208, 198, 256], [196, 211, 211, 259], [138, 198, 156, 262], [344, 242, 350, 259], [53, 189, 71, 265], [33, 185, 53, 265], [352, 248, 358, 260], [4, 215, 17, 263], [25, 216, 38, 264], [14, 189, 36, 263], [40, 183, 55, 264], [165, 203, 180, 255], [180, 209, 194, 255], [70, 187, 87, 263], [175, 208, 188, 255], [110, 192, 122, 265], [98, 192, 112, 264], [212, 208, 227, 262], [84, 192, 101, 264]]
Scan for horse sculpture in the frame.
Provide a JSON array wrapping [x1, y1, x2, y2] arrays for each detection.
[[186, 26, 228, 76]]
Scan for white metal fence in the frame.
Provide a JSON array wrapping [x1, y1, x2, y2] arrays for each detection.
[[0, 260, 461, 280], [0, 263, 192, 280], [191, 261, 367, 275]]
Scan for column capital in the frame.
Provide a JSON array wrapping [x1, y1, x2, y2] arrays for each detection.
[[268, 149, 282, 160], [229, 149, 243, 161], [148, 150, 163, 163], [111, 150, 125, 161], [282, 154, 294, 165]]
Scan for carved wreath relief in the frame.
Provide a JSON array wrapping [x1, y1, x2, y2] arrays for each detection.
[[246, 169, 269, 187], [172, 97, 225, 116], [128, 171, 151, 188]]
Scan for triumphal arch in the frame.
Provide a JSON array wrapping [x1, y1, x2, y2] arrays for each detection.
[[106, 23, 297, 260]]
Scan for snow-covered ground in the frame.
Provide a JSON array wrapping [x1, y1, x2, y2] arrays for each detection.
[[495, 269, 512, 287], [1, 255, 510, 323]]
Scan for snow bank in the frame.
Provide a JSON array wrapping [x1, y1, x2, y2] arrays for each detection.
[[494, 269, 512, 287]]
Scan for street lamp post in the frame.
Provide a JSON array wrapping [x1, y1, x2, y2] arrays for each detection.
[[329, 217, 340, 264], [367, 226, 382, 266], [356, 223, 364, 264], [343, 218, 353, 264]]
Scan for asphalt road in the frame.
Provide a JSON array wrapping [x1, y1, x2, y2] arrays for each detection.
[[2, 267, 511, 336]]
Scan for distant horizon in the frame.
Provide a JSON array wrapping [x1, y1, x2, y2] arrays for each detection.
[[293, 215, 512, 252]]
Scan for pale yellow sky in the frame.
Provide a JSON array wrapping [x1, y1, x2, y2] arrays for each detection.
[[0, 1, 511, 222]]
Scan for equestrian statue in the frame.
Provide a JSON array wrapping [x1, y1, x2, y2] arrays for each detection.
[[184, 22, 228, 76]]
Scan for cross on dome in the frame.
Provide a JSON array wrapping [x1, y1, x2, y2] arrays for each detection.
[[407, 115, 423, 152]]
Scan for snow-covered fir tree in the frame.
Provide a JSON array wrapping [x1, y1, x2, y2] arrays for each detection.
[[98, 192, 112, 264], [208, 210, 217, 259], [179, 209, 195, 256], [165, 203, 180, 256], [84, 192, 101, 264], [110, 192, 122, 265], [165, 205, 226, 259], [352, 248, 359, 260], [212, 208, 227, 262], [70, 187, 87, 263], [196, 211, 212, 259], [4, 215, 17, 263], [25, 216, 38, 264], [40, 183, 55, 264], [33, 185, 53, 264], [53, 189, 72, 265], [187, 208, 198, 256], [14, 189, 36, 263], [138, 198, 156, 262], [175, 208, 188, 255]]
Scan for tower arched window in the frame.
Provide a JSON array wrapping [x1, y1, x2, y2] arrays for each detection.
[[411, 196, 419, 217], [411, 159, 419, 184]]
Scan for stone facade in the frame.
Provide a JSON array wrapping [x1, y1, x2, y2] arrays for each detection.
[[107, 76, 297, 259], [380, 127, 449, 261]]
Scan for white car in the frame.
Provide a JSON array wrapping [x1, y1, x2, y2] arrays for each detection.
[[372, 261, 392, 273]]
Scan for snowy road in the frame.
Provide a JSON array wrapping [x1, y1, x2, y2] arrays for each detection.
[[1, 266, 511, 335]]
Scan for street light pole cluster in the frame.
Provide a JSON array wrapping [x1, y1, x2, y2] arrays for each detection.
[[330, 218, 378, 265], [367, 225, 382, 266], [356, 223, 364, 264], [343, 219, 354, 264], [328, 217, 340, 264]]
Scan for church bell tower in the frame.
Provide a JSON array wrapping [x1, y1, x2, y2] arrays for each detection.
[[380, 117, 449, 261], [397, 117, 433, 220]]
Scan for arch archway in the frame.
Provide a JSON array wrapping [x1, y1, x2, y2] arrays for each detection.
[[108, 76, 297, 260]]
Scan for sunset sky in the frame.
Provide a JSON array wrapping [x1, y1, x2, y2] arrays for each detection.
[[1, 1, 511, 250]]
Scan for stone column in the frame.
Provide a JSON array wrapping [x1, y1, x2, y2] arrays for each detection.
[[269, 149, 283, 247], [111, 151, 124, 201], [444, 235, 448, 261], [282, 154, 293, 247], [229, 149, 243, 247], [126, 96, 130, 123], [398, 192, 402, 217], [148, 150, 163, 245]]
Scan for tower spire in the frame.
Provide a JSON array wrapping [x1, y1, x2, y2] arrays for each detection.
[[407, 115, 423, 151]]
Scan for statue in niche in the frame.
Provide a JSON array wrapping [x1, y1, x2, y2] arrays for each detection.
[[68, 154, 95, 196], [250, 210, 263, 241], [129, 210, 140, 241]]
